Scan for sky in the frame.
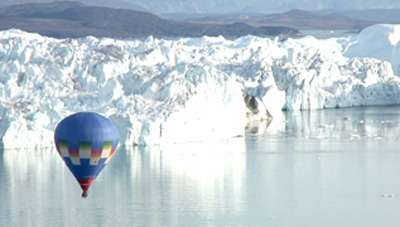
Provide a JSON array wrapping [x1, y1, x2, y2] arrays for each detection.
[[2, 0, 400, 15]]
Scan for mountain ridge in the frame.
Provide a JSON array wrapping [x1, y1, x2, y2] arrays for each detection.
[[0, 2, 301, 38], [182, 9, 376, 31]]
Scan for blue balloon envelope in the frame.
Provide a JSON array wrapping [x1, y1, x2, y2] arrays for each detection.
[[54, 112, 119, 197]]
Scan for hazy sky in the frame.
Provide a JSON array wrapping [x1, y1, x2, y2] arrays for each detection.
[[2, 0, 400, 14]]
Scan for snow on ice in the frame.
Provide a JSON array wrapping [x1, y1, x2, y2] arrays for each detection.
[[1, 24, 400, 149]]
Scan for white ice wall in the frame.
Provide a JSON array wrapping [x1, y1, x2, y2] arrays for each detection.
[[1, 25, 400, 149]]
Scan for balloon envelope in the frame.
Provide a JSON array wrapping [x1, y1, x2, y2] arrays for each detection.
[[54, 112, 119, 195]]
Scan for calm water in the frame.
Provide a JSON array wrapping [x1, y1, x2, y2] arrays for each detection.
[[2, 106, 400, 227], [301, 30, 358, 39]]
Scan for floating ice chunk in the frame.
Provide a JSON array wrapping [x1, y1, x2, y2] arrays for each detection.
[[345, 24, 400, 61]]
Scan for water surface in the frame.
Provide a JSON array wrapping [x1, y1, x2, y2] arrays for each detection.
[[2, 106, 400, 226]]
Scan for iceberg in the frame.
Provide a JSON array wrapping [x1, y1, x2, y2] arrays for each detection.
[[344, 24, 400, 61], [1, 24, 400, 149]]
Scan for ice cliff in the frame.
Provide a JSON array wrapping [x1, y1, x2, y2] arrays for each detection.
[[1, 24, 400, 149]]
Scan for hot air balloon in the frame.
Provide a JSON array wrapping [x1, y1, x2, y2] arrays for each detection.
[[54, 112, 119, 197]]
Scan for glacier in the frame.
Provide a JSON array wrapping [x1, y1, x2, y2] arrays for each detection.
[[1, 24, 400, 149]]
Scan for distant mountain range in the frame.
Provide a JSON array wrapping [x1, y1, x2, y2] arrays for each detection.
[[313, 9, 400, 24], [1, 1, 397, 39], [181, 9, 376, 31], [0, 2, 301, 38], [2, 0, 400, 16]]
